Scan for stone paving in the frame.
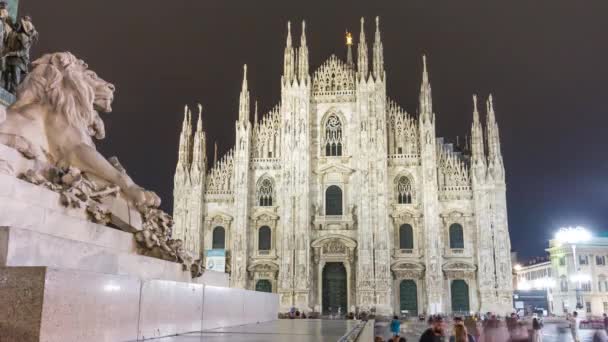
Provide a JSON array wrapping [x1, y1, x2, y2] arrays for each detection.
[[146, 319, 358, 342]]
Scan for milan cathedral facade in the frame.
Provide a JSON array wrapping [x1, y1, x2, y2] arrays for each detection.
[[172, 18, 513, 315]]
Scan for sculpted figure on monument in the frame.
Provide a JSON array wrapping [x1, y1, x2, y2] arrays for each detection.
[[0, 52, 160, 207], [3, 16, 37, 93], [0, 52, 200, 271]]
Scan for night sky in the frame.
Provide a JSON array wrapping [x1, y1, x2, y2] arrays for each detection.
[[21, 1, 608, 260]]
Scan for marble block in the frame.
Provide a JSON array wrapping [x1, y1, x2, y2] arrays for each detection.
[[0, 226, 189, 282], [202, 286, 246, 330], [137, 280, 204, 339], [194, 270, 230, 287], [0, 267, 141, 342]]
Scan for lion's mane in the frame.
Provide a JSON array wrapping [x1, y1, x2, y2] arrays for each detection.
[[10, 52, 97, 133]]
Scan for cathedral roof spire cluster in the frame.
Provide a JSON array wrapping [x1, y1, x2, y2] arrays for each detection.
[[283, 20, 309, 85]]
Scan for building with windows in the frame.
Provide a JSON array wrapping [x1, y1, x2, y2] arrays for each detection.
[[172, 18, 513, 315], [547, 234, 608, 316], [513, 257, 553, 314]]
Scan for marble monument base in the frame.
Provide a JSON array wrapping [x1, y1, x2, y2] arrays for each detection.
[[0, 175, 279, 341]]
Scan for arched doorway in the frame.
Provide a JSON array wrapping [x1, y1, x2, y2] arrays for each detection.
[[255, 279, 272, 293], [451, 279, 470, 313], [399, 280, 418, 314], [322, 262, 347, 315]]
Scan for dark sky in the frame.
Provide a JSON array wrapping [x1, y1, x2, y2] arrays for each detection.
[[22, 1, 608, 260]]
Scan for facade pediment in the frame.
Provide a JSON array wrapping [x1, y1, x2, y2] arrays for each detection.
[[206, 211, 233, 224], [314, 163, 355, 176], [391, 261, 425, 271], [311, 234, 357, 249], [390, 207, 422, 219], [440, 210, 472, 219], [442, 261, 477, 272], [251, 208, 279, 221], [247, 260, 279, 272]]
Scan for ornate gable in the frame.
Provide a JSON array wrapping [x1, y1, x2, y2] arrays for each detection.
[[312, 55, 355, 102]]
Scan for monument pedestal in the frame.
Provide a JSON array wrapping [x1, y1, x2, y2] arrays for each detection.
[[0, 175, 278, 341]]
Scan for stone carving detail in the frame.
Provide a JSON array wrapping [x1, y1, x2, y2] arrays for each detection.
[[438, 147, 472, 201], [387, 100, 418, 155], [205, 149, 234, 194], [323, 239, 346, 254], [252, 105, 281, 158], [312, 55, 355, 101]]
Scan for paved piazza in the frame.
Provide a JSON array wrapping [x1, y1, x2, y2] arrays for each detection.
[[147, 319, 358, 342]]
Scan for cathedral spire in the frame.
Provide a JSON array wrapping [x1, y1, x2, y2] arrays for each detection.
[[177, 105, 192, 169], [213, 141, 218, 166], [191, 104, 206, 176], [298, 20, 309, 82], [283, 21, 295, 83], [254, 100, 258, 126], [486, 94, 503, 162], [419, 55, 433, 123], [372, 16, 384, 80], [239, 64, 250, 123], [357, 17, 369, 80], [471, 94, 485, 163], [346, 30, 354, 67]]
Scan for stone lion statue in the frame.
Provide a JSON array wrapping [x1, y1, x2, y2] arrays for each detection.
[[0, 52, 160, 207]]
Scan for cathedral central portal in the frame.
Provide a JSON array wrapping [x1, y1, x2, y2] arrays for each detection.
[[322, 262, 348, 315]]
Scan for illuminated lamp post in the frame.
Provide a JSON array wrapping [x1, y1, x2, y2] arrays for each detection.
[[555, 226, 592, 310]]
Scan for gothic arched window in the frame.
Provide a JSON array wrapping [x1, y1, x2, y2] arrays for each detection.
[[324, 115, 343, 156], [449, 223, 464, 249], [212, 226, 225, 249], [397, 176, 413, 204], [257, 178, 273, 206], [399, 224, 414, 249], [258, 226, 271, 251], [325, 185, 343, 215]]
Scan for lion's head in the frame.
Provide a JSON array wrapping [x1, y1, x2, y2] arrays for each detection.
[[10, 52, 115, 140]]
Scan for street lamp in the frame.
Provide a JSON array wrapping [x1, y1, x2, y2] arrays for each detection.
[[555, 226, 592, 310]]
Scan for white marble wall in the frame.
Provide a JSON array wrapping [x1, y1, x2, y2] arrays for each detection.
[[0, 267, 279, 341]]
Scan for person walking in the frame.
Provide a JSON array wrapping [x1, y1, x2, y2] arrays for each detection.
[[570, 311, 580, 342], [390, 315, 402, 338], [530, 317, 543, 342], [604, 313, 608, 334]]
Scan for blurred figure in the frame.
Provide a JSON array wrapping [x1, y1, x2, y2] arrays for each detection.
[[604, 313, 608, 334], [449, 323, 474, 342], [594, 329, 608, 342], [419, 315, 446, 342], [570, 311, 580, 342], [464, 316, 480, 341], [390, 315, 401, 338], [530, 317, 543, 342]]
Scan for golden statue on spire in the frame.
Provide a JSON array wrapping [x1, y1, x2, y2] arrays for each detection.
[[345, 30, 353, 46]]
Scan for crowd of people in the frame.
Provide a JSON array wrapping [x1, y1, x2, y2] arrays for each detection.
[[376, 310, 608, 342]]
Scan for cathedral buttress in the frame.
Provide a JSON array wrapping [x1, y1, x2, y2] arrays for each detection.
[[278, 21, 312, 310], [417, 55, 443, 314], [232, 64, 252, 288]]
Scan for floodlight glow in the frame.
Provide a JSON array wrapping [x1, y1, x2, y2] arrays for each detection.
[[514, 264, 522, 271], [517, 280, 531, 291], [555, 226, 591, 244], [570, 273, 591, 283]]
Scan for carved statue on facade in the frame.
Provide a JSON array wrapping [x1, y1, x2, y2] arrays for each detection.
[[3, 15, 38, 93]]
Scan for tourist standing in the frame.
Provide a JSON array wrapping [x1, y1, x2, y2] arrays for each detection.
[[530, 317, 542, 342], [570, 311, 580, 342], [390, 315, 401, 338]]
